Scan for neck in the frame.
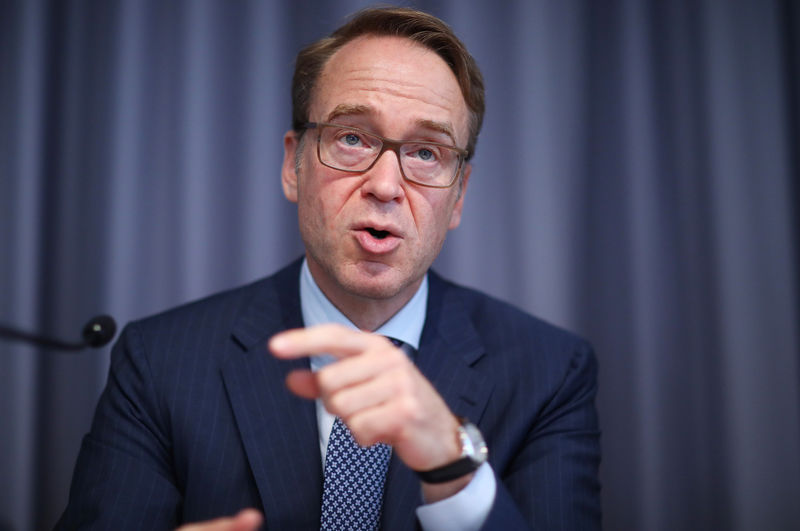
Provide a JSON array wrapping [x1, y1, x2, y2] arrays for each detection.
[[306, 259, 421, 331]]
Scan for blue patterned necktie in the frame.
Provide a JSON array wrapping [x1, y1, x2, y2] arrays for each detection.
[[319, 417, 391, 530], [319, 337, 403, 531]]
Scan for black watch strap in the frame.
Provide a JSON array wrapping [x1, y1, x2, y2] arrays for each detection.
[[415, 418, 487, 484], [416, 456, 481, 484]]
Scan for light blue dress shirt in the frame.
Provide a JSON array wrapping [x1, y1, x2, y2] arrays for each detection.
[[299, 259, 495, 531]]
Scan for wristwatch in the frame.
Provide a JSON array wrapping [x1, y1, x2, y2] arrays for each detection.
[[416, 417, 488, 484]]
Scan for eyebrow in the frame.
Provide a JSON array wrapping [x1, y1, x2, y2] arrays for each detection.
[[415, 119, 457, 145], [325, 104, 373, 123], [324, 104, 458, 145]]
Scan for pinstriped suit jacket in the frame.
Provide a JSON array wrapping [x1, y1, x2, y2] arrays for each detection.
[[57, 259, 601, 530]]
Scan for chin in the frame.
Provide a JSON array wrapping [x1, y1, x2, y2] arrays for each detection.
[[340, 264, 412, 300], [342, 275, 405, 300]]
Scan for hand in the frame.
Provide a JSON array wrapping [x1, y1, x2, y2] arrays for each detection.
[[269, 324, 463, 474], [176, 509, 262, 531]]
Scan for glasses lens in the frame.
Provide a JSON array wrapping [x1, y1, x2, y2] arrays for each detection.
[[399, 143, 460, 187], [319, 126, 381, 172], [318, 125, 461, 187]]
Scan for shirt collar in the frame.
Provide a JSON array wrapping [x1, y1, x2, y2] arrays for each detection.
[[300, 258, 427, 369]]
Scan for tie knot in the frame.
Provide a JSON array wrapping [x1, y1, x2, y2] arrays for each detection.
[[386, 336, 416, 359], [386, 336, 404, 348]]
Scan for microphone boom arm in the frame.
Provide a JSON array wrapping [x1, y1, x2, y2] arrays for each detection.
[[0, 315, 117, 351]]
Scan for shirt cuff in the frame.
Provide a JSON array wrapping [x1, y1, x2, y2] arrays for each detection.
[[415, 462, 496, 531]]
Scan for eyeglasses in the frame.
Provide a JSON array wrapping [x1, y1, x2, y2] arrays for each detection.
[[303, 122, 468, 189]]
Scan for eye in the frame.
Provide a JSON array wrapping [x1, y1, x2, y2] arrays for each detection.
[[416, 148, 435, 161], [342, 132, 361, 146], [408, 145, 441, 163], [331, 127, 376, 149]]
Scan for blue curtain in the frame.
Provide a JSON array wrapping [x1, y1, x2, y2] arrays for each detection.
[[1, 1, 798, 529]]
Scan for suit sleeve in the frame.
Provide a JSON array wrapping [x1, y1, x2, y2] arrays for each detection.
[[481, 340, 601, 531], [55, 324, 183, 530]]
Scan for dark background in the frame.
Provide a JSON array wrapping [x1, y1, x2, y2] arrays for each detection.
[[1, 1, 798, 529]]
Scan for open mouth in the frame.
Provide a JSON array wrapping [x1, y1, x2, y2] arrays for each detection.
[[354, 224, 401, 254], [366, 227, 391, 240]]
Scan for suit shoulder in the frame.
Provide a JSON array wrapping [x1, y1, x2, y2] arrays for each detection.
[[430, 271, 592, 355], [129, 259, 301, 334], [115, 260, 302, 372], [429, 273, 598, 425], [131, 277, 268, 331]]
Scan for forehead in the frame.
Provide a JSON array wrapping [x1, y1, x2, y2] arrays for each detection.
[[310, 35, 469, 145]]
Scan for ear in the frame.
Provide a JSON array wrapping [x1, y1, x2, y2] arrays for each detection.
[[448, 163, 471, 230], [281, 130, 300, 203]]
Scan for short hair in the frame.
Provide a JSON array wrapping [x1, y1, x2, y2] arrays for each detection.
[[291, 6, 485, 160]]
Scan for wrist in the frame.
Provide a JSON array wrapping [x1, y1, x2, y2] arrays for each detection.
[[415, 417, 488, 485], [420, 470, 475, 503]]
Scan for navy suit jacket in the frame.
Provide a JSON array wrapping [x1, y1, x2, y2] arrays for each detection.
[[57, 259, 601, 530]]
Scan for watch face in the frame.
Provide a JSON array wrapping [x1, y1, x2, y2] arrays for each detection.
[[461, 422, 488, 465], [415, 420, 489, 484]]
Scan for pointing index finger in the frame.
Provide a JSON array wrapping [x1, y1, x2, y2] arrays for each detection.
[[269, 324, 384, 360]]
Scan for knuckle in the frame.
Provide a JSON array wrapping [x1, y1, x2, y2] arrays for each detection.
[[352, 431, 375, 447], [392, 368, 416, 394], [382, 350, 409, 373], [347, 418, 371, 444], [316, 367, 335, 390], [327, 394, 344, 415], [395, 394, 419, 420]]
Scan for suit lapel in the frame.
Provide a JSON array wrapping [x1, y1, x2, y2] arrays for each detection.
[[380, 272, 494, 530], [221, 261, 323, 530]]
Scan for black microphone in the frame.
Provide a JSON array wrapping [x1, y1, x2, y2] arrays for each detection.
[[0, 315, 117, 351]]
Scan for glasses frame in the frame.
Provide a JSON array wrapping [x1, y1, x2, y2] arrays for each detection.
[[303, 122, 469, 189]]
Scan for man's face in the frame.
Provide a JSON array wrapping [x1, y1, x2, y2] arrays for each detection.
[[282, 35, 471, 312]]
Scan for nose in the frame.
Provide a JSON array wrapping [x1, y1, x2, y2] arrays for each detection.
[[360, 149, 405, 202]]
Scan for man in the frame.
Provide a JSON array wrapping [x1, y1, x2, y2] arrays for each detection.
[[58, 7, 600, 530]]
